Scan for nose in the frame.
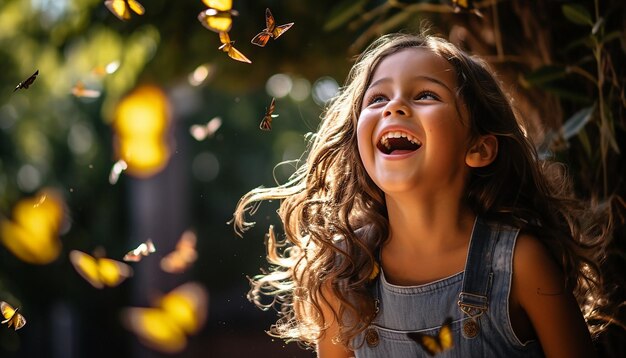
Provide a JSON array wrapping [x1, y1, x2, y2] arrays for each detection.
[[383, 99, 410, 118]]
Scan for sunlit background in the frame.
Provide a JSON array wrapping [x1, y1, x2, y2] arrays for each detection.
[[0, 0, 624, 357]]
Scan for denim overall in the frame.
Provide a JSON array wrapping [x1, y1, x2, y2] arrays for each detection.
[[353, 217, 544, 357]]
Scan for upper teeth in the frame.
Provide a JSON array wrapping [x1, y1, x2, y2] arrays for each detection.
[[379, 131, 421, 149]]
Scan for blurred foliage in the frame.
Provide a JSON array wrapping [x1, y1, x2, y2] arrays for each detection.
[[0, 0, 624, 357]]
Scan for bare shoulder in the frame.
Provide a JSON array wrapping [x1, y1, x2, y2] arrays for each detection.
[[511, 233, 597, 357], [513, 233, 563, 289]]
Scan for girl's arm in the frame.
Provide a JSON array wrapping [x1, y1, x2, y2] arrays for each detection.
[[316, 285, 354, 358], [511, 234, 597, 358]]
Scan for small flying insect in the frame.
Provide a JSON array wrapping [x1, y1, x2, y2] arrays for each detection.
[[197, 0, 239, 33], [251, 8, 294, 47], [407, 317, 454, 356], [218, 32, 251, 64], [259, 97, 278, 131], [71, 81, 101, 98], [105, 0, 145, 21], [451, 0, 483, 17], [70, 249, 133, 289], [160, 230, 198, 274], [14, 70, 39, 92], [0, 301, 26, 331], [190, 116, 222, 141], [123, 239, 156, 262]]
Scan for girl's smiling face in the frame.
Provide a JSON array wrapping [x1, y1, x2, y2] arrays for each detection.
[[357, 48, 473, 196]]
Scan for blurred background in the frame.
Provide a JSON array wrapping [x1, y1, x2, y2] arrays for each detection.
[[0, 0, 624, 357]]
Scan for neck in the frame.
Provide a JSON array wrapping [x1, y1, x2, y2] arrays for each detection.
[[383, 190, 476, 255]]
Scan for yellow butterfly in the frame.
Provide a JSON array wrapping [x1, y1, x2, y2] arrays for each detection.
[[369, 261, 380, 281], [217, 31, 251, 64], [123, 239, 156, 262], [407, 317, 454, 356], [122, 282, 208, 353], [451, 0, 483, 17], [0, 301, 26, 331], [70, 249, 133, 289], [105, 0, 144, 21], [251, 8, 294, 47], [197, 0, 239, 33], [160, 230, 198, 274], [13, 70, 39, 92], [0, 190, 65, 265], [259, 97, 278, 131]]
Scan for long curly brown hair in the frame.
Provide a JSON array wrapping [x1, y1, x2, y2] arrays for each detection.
[[232, 32, 613, 349]]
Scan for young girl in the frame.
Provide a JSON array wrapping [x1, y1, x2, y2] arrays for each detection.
[[233, 32, 612, 357]]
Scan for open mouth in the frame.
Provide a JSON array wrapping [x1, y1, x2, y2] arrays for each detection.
[[377, 131, 422, 155]]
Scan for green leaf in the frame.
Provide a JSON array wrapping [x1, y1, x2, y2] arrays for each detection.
[[562, 4, 593, 26], [562, 105, 594, 140], [323, 0, 368, 32], [524, 65, 567, 86], [600, 31, 623, 45], [542, 85, 593, 103]]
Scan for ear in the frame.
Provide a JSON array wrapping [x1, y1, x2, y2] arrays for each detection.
[[466, 135, 498, 168]]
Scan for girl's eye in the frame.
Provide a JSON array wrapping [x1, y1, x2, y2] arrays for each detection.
[[366, 94, 388, 105], [416, 91, 439, 101]]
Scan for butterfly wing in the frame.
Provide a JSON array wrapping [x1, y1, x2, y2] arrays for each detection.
[[197, 10, 232, 33], [227, 46, 252, 64], [259, 98, 276, 131], [71, 81, 101, 98], [105, 0, 131, 21], [160, 282, 209, 334], [438, 318, 454, 350], [250, 31, 271, 47], [123, 239, 156, 262], [14, 70, 39, 91], [8, 311, 26, 330], [0, 301, 15, 323], [97, 257, 133, 287], [123, 307, 188, 353], [264, 8, 276, 32], [407, 317, 453, 356], [160, 230, 198, 273], [272, 22, 294, 39], [127, 0, 145, 15], [451, 0, 482, 17], [70, 250, 105, 289], [202, 0, 232, 11]]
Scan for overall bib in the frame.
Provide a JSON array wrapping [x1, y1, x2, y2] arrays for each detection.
[[353, 217, 544, 357]]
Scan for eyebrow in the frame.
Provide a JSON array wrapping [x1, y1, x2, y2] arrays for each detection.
[[367, 75, 454, 93]]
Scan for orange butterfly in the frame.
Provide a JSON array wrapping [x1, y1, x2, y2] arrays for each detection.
[[218, 32, 251, 64], [0, 301, 26, 331], [14, 70, 38, 92], [123, 239, 156, 262], [105, 0, 145, 21], [259, 97, 278, 131], [197, 0, 239, 33], [160, 230, 198, 273], [251, 8, 294, 47], [70, 249, 133, 289], [71, 81, 101, 98]]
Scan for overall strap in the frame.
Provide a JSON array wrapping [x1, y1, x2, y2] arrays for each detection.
[[457, 216, 498, 337]]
